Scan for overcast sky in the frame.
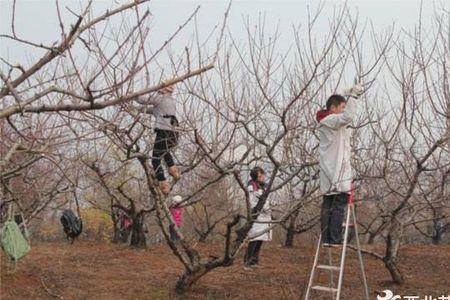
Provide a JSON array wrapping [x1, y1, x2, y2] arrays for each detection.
[[1, 0, 448, 69]]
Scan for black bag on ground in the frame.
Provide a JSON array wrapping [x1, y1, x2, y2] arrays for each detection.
[[60, 209, 83, 242]]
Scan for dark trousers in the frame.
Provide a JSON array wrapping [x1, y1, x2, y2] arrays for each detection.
[[244, 240, 263, 266], [321, 193, 348, 244], [152, 129, 178, 181], [169, 224, 180, 241]]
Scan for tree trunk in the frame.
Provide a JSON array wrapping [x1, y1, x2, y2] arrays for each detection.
[[367, 232, 376, 244], [198, 233, 207, 243], [284, 225, 295, 247], [431, 216, 443, 245], [175, 266, 208, 294], [197, 226, 214, 243], [110, 213, 122, 243], [383, 256, 404, 284], [284, 209, 300, 247], [112, 225, 123, 243], [384, 224, 404, 284], [431, 229, 442, 245], [130, 215, 147, 248]]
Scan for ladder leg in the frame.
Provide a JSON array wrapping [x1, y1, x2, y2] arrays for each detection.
[[305, 234, 322, 300], [327, 247, 334, 298], [336, 204, 351, 300], [351, 204, 370, 300]]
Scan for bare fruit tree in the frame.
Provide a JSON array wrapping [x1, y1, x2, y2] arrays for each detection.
[[2, 0, 448, 296], [0, 0, 217, 229], [352, 7, 450, 283], [108, 6, 392, 293]]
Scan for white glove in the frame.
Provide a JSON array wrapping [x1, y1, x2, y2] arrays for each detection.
[[343, 84, 364, 99]]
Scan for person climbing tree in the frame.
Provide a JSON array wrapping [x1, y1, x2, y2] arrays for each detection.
[[315, 84, 364, 245], [135, 84, 181, 194]]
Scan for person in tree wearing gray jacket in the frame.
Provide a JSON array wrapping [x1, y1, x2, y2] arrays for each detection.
[[315, 84, 364, 245], [136, 85, 181, 194]]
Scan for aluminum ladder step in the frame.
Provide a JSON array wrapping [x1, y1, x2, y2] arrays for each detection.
[[305, 204, 370, 300], [312, 285, 338, 293], [322, 243, 342, 248], [317, 264, 340, 271]]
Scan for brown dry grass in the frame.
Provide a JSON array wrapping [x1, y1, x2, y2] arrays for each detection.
[[1, 239, 449, 299]]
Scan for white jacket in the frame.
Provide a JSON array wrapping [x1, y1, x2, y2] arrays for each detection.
[[247, 182, 272, 242], [317, 98, 358, 195]]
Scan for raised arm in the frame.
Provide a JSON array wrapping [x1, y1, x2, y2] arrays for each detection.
[[320, 84, 364, 129], [135, 93, 162, 106], [319, 97, 358, 129]]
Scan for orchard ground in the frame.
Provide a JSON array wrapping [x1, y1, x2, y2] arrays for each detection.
[[1, 238, 449, 299]]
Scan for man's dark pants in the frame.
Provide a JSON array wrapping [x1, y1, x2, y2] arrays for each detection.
[[321, 193, 348, 244]]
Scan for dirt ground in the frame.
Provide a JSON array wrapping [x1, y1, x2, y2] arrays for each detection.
[[1, 239, 449, 300]]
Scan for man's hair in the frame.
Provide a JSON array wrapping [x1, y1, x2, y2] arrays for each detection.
[[250, 166, 265, 181], [326, 94, 346, 111]]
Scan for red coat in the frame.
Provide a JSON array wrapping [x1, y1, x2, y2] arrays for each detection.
[[170, 207, 183, 227]]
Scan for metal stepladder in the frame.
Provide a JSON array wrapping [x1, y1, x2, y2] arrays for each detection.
[[305, 192, 369, 300]]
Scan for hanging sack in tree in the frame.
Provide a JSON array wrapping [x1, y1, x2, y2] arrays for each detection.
[[0, 221, 30, 261]]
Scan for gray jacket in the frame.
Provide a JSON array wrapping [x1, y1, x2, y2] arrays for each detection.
[[136, 93, 178, 131]]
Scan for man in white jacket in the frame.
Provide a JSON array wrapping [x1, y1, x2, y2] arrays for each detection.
[[316, 84, 364, 245]]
